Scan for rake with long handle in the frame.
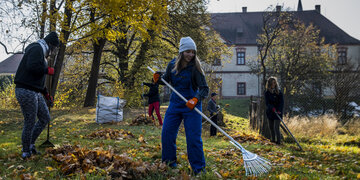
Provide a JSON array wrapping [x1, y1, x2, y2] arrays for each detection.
[[275, 113, 303, 151], [202, 106, 223, 125], [141, 83, 147, 119], [40, 50, 57, 148], [147, 66, 271, 176]]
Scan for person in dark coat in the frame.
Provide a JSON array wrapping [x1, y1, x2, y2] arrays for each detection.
[[265, 77, 284, 144], [207, 92, 218, 136], [143, 79, 163, 126], [14, 32, 60, 159], [153, 37, 209, 174]]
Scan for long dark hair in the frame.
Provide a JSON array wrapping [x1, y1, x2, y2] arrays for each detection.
[[172, 52, 204, 75], [266, 77, 280, 94]]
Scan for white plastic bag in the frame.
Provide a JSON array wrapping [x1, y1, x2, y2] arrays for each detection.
[[96, 95, 126, 123]]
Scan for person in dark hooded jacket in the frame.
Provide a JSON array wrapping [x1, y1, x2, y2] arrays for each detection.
[[207, 92, 219, 136], [14, 32, 59, 159], [143, 79, 163, 126]]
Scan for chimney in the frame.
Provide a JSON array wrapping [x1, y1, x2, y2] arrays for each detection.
[[242, 7, 247, 13], [315, 5, 321, 13], [276, 6, 281, 12]]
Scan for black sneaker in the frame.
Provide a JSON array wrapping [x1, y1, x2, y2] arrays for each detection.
[[30, 146, 41, 155], [21, 152, 31, 160]]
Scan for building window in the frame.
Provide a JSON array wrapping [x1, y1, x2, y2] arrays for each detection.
[[237, 82, 246, 95], [213, 58, 221, 66], [236, 48, 246, 65], [337, 47, 347, 65]]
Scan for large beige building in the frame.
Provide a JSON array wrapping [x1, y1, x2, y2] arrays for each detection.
[[210, 3, 360, 98]]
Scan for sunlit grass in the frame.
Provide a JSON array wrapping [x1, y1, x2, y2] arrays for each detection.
[[0, 107, 359, 179]]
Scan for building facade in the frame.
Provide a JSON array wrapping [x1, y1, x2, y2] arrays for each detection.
[[210, 4, 360, 98]]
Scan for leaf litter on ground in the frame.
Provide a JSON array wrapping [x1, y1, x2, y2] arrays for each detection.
[[46, 144, 167, 179]]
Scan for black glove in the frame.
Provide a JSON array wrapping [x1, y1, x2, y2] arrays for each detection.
[[42, 87, 54, 107], [44, 93, 54, 107]]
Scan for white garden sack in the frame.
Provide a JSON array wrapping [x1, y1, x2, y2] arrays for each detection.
[[96, 95, 126, 123]]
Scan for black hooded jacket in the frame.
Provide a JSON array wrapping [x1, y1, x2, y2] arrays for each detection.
[[14, 43, 49, 93], [143, 82, 160, 104]]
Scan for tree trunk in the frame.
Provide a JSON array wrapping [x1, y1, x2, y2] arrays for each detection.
[[49, 0, 57, 32], [259, 64, 271, 139], [125, 29, 155, 87], [83, 38, 107, 107], [50, 1, 73, 97], [116, 36, 128, 82], [259, 97, 271, 139], [39, 0, 47, 38]]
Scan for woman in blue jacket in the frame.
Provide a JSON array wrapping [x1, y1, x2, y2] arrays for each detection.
[[265, 77, 284, 144], [153, 37, 209, 174]]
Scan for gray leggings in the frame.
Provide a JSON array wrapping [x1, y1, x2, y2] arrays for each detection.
[[15, 88, 50, 152], [268, 118, 281, 143]]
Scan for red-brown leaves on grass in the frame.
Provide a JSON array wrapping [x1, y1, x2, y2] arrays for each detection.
[[46, 145, 167, 178], [131, 115, 155, 126], [231, 132, 268, 144], [87, 128, 135, 140], [19, 173, 33, 180]]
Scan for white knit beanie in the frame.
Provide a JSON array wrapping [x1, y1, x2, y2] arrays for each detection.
[[179, 37, 196, 53]]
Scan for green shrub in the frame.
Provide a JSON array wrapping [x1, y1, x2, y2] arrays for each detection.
[[0, 80, 18, 109]]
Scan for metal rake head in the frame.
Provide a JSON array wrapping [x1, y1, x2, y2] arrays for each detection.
[[230, 141, 271, 176], [242, 149, 271, 176]]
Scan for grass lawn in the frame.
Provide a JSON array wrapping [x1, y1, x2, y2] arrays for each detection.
[[0, 106, 359, 179], [219, 98, 250, 118]]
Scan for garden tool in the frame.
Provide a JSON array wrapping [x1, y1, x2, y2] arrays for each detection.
[[202, 104, 227, 125], [141, 83, 147, 119], [147, 66, 271, 177], [40, 52, 57, 148], [275, 113, 303, 151]]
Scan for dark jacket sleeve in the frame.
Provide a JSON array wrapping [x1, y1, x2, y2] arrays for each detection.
[[143, 82, 152, 87], [159, 59, 174, 84], [265, 91, 274, 111], [194, 69, 209, 101], [25, 46, 47, 76], [207, 99, 217, 113], [144, 84, 156, 97]]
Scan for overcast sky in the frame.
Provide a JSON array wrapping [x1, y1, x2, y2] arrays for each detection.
[[1, 0, 359, 62]]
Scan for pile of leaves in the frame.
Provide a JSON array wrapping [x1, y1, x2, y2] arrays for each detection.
[[231, 132, 268, 144], [130, 115, 155, 126], [46, 145, 167, 179], [86, 128, 135, 140]]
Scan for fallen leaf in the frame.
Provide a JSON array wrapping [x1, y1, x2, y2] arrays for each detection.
[[279, 173, 290, 180]]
